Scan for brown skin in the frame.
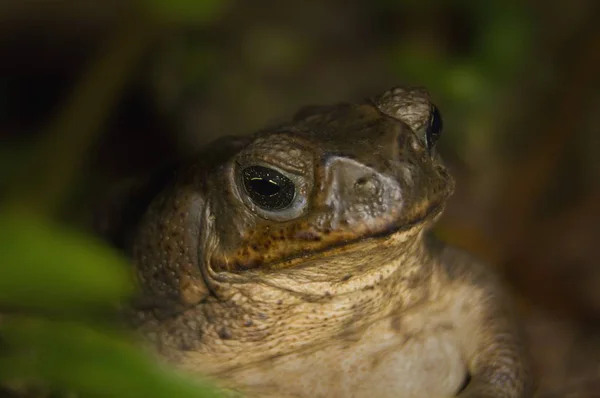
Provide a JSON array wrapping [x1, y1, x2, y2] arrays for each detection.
[[116, 87, 534, 397]]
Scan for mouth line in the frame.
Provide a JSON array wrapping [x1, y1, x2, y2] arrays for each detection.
[[216, 200, 446, 274]]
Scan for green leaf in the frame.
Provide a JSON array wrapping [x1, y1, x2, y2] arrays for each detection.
[[445, 63, 489, 103], [0, 317, 223, 398], [0, 210, 133, 312]]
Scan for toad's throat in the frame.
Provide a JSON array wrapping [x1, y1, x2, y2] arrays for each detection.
[[211, 201, 445, 273]]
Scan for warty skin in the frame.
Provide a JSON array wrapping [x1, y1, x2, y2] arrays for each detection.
[[107, 87, 534, 398]]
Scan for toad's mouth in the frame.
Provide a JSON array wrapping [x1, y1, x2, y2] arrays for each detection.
[[267, 201, 444, 271], [209, 199, 446, 274]]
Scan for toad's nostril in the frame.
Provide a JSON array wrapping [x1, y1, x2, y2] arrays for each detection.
[[354, 175, 381, 196]]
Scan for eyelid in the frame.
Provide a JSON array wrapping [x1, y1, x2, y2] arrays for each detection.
[[237, 159, 306, 179], [236, 152, 312, 177]]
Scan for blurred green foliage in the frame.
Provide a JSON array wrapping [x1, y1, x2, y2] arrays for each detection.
[[0, 211, 132, 312], [387, 0, 534, 158], [0, 317, 222, 398], [0, 0, 229, 397], [389, 0, 533, 102], [0, 211, 224, 397]]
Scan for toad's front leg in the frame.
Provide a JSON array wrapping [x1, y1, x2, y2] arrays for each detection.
[[440, 246, 535, 398]]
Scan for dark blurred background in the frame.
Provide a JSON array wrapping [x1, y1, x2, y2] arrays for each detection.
[[1, 0, 600, 396]]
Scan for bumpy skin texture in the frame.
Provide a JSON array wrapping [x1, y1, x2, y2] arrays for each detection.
[[118, 87, 534, 397]]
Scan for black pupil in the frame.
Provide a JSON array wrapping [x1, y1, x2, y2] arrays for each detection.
[[248, 178, 280, 196], [242, 166, 295, 211], [426, 105, 443, 150]]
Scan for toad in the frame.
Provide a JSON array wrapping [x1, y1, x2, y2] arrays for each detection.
[[109, 87, 534, 397]]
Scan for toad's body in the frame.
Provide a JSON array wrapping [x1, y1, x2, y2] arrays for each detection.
[[110, 87, 533, 397]]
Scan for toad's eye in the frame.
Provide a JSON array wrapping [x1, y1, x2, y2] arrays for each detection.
[[242, 166, 295, 211], [426, 105, 443, 150]]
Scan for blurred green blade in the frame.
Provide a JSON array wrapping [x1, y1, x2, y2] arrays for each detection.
[[0, 317, 222, 398], [0, 210, 133, 311]]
